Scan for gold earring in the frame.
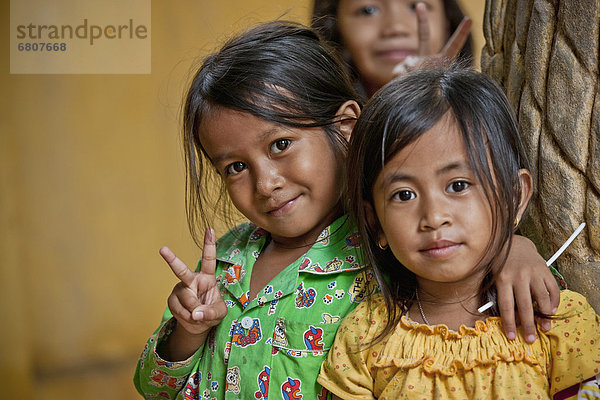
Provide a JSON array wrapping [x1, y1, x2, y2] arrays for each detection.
[[377, 241, 388, 250], [514, 215, 520, 229]]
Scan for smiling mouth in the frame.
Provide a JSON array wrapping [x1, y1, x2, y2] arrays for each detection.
[[420, 241, 461, 258], [376, 49, 415, 62], [267, 196, 298, 217]]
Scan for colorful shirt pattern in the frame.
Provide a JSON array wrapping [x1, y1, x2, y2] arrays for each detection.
[[318, 290, 600, 400], [134, 216, 376, 399]]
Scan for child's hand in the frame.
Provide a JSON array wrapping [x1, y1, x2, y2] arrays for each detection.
[[393, 4, 472, 76], [496, 235, 560, 343], [160, 228, 227, 337]]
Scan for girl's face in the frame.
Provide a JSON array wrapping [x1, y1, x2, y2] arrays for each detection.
[[199, 106, 353, 246], [337, 0, 448, 90], [371, 116, 492, 285]]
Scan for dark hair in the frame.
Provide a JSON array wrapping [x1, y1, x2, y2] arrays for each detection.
[[311, 0, 473, 98], [347, 64, 529, 340], [182, 21, 361, 244]]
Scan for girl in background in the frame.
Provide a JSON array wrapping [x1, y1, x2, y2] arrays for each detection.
[[312, 0, 472, 98], [134, 21, 560, 399], [319, 65, 600, 399]]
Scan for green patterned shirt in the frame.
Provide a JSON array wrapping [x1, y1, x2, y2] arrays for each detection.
[[134, 216, 376, 399]]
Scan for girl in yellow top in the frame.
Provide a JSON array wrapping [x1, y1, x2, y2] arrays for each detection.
[[318, 65, 600, 399]]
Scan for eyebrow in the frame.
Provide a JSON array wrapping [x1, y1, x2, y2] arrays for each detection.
[[380, 161, 471, 188]]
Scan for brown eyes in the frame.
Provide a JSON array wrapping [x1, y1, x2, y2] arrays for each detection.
[[270, 139, 290, 154], [224, 162, 246, 176]]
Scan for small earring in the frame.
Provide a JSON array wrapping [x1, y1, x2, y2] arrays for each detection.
[[377, 241, 388, 250], [514, 215, 520, 229]]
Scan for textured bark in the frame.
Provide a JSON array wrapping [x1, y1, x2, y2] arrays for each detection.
[[482, 0, 600, 311]]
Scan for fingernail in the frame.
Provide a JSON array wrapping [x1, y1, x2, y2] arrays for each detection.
[[552, 307, 557, 314], [506, 332, 516, 340], [542, 321, 551, 331], [193, 310, 204, 320], [526, 334, 536, 343]]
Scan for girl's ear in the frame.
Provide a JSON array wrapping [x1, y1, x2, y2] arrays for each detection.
[[336, 100, 361, 142], [364, 200, 387, 248], [515, 169, 533, 222]]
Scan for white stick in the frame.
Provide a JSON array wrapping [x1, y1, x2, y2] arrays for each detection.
[[478, 301, 494, 313], [545, 222, 586, 267], [478, 222, 586, 314]]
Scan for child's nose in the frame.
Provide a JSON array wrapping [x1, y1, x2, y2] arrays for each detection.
[[254, 162, 283, 196], [419, 197, 452, 231], [381, 4, 412, 37]]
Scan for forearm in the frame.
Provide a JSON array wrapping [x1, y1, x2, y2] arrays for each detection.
[[157, 321, 209, 361]]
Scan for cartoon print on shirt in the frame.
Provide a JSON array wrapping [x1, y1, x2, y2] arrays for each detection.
[[281, 377, 303, 400], [316, 225, 331, 246], [348, 269, 376, 303], [149, 369, 186, 390], [207, 329, 216, 356], [211, 381, 219, 391], [230, 317, 262, 347], [225, 366, 241, 394], [264, 285, 273, 294], [267, 299, 279, 315], [317, 387, 328, 400], [238, 291, 250, 309], [321, 257, 343, 273], [224, 299, 236, 308], [273, 318, 287, 347], [322, 313, 340, 324], [255, 365, 270, 399], [224, 341, 232, 363], [341, 232, 360, 250], [303, 325, 324, 352], [249, 227, 267, 241], [183, 372, 200, 400], [257, 296, 268, 306], [295, 282, 316, 309], [323, 294, 333, 305], [334, 289, 345, 299], [146, 392, 170, 400], [223, 264, 243, 286]]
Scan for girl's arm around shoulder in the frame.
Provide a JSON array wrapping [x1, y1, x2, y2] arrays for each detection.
[[545, 290, 600, 397], [318, 294, 387, 400]]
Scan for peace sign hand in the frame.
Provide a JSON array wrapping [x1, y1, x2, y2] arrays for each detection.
[[393, 3, 472, 76], [160, 228, 227, 337]]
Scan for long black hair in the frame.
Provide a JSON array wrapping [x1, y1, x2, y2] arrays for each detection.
[[182, 21, 361, 244], [347, 64, 529, 340]]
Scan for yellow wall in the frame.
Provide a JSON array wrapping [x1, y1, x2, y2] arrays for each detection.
[[0, 1, 483, 398]]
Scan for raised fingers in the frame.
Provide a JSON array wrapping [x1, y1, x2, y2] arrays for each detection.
[[416, 2, 432, 55], [440, 17, 472, 60], [160, 246, 196, 287], [199, 228, 217, 275]]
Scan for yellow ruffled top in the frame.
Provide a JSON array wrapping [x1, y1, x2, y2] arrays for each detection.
[[318, 290, 600, 400]]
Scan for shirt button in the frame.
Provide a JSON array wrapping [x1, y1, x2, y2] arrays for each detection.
[[241, 316, 253, 329]]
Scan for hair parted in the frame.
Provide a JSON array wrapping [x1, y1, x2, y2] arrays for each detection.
[[182, 20, 361, 245], [347, 63, 529, 341]]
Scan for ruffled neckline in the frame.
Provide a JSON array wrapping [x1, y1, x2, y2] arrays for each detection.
[[370, 304, 543, 376]]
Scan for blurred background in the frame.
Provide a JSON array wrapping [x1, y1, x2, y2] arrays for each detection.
[[1, 0, 484, 398]]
